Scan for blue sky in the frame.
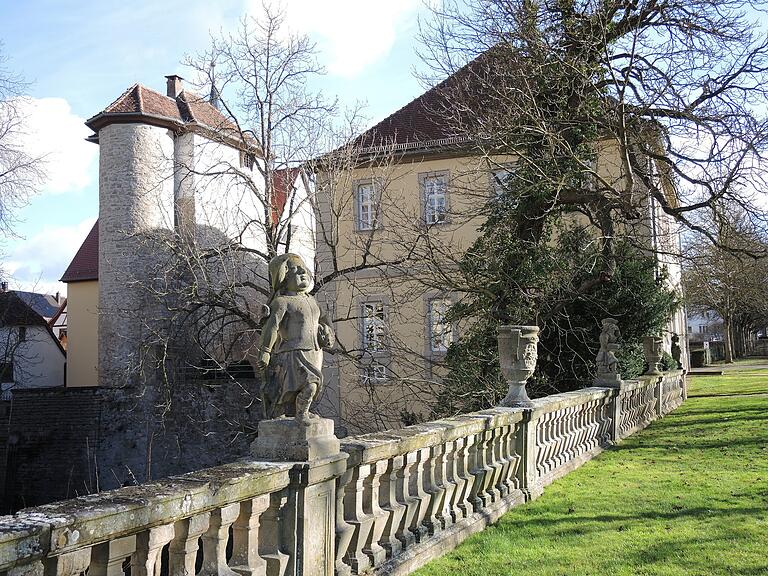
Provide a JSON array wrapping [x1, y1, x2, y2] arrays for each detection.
[[0, 0, 432, 295]]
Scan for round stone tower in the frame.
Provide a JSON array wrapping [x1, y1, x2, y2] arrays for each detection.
[[95, 121, 175, 386]]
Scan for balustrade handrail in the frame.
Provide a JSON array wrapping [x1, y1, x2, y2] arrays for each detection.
[[341, 409, 526, 467], [0, 459, 294, 571], [0, 370, 687, 576]]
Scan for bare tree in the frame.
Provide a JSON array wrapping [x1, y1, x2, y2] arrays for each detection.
[[113, 3, 437, 439], [0, 43, 44, 251], [684, 216, 768, 362], [416, 0, 768, 249]]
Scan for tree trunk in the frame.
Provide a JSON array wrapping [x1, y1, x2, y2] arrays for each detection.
[[723, 315, 734, 363]]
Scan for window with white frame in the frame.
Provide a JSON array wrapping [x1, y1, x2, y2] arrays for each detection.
[[428, 298, 453, 352], [362, 302, 386, 351], [422, 173, 448, 224], [356, 182, 378, 230], [362, 362, 387, 384]]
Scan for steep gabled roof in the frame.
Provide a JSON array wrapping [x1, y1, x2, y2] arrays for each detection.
[[85, 84, 260, 153], [0, 292, 48, 327], [353, 50, 502, 153], [60, 221, 99, 283], [12, 291, 61, 319]]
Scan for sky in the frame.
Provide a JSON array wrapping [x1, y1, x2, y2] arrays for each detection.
[[0, 0, 433, 295]]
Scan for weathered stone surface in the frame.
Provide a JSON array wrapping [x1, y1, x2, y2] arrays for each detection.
[[0, 372, 687, 576], [595, 318, 623, 387], [251, 417, 340, 462], [497, 325, 539, 408], [257, 254, 335, 422]]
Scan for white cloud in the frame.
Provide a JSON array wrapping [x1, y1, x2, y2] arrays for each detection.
[[14, 97, 97, 195], [249, 0, 421, 77], [4, 217, 97, 296]]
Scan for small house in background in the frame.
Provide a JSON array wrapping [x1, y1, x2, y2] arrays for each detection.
[[0, 291, 66, 399], [60, 221, 99, 388]]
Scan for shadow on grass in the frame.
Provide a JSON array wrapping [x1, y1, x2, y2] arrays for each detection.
[[494, 505, 768, 535], [688, 391, 768, 398]]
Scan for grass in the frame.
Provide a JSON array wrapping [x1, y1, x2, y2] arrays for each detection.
[[414, 363, 768, 576]]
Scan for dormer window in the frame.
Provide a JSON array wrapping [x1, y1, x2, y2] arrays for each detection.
[[241, 151, 256, 170]]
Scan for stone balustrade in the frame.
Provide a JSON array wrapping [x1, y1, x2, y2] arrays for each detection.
[[0, 371, 685, 576]]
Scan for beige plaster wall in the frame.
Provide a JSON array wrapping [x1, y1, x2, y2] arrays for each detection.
[[66, 280, 99, 388], [318, 144, 685, 433]]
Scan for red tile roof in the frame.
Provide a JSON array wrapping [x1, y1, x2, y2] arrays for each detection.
[[86, 84, 259, 152], [271, 167, 301, 224], [354, 48, 503, 152], [60, 221, 99, 283]]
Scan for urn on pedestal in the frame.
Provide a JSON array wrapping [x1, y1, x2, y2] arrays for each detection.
[[643, 335, 664, 375], [498, 325, 539, 408]]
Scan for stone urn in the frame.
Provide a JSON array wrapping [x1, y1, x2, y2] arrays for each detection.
[[498, 325, 539, 408], [643, 335, 664, 375]]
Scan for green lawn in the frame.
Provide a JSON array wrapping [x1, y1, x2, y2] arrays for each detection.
[[414, 365, 768, 576]]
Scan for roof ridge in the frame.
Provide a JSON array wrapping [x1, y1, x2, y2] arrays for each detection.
[[137, 85, 145, 113], [103, 83, 140, 113]]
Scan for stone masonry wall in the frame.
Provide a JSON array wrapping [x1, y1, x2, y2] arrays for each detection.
[[0, 379, 261, 512], [98, 123, 174, 387]]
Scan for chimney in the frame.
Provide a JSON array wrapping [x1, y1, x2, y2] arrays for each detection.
[[0, 281, 7, 293], [165, 75, 184, 98]]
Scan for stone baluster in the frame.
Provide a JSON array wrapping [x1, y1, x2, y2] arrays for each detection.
[[335, 467, 355, 576], [471, 427, 497, 510], [505, 423, 523, 494], [438, 439, 458, 529], [169, 513, 210, 576], [486, 426, 507, 502], [454, 434, 475, 520], [231, 495, 270, 576], [259, 491, 289, 576], [46, 549, 92, 576], [565, 406, 579, 463], [344, 463, 373, 573], [466, 429, 487, 512], [362, 459, 388, 568], [91, 536, 137, 576], [423, 442, 448, 535], [379, 454, 406, 560], [200, 504, 240, 576], [560, 408, 573, 466], [407, 446, 432, 543], [496, 425, 516, 498], [535, 412, 549, 476], [132, 524, 175, 576], [394, 451, 418, 551]]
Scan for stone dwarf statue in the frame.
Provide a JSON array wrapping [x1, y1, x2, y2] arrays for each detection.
[[671, 333, 682, 369], [595, 318, 622, 386], [257, 253, 335, 423]]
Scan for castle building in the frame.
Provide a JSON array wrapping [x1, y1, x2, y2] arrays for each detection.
[[316, 53, 688, 433]]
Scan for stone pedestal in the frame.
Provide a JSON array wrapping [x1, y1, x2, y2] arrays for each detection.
[[250, 416, 345, 576], [595, 373, 623, 388], [251, 417, 340, 462]]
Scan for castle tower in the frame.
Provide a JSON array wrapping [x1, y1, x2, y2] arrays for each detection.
[[84, 78, 266, 387]]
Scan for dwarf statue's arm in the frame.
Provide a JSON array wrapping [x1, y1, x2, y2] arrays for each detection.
[[258, 299, 287, 367], [318, 311, 336, 349]]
